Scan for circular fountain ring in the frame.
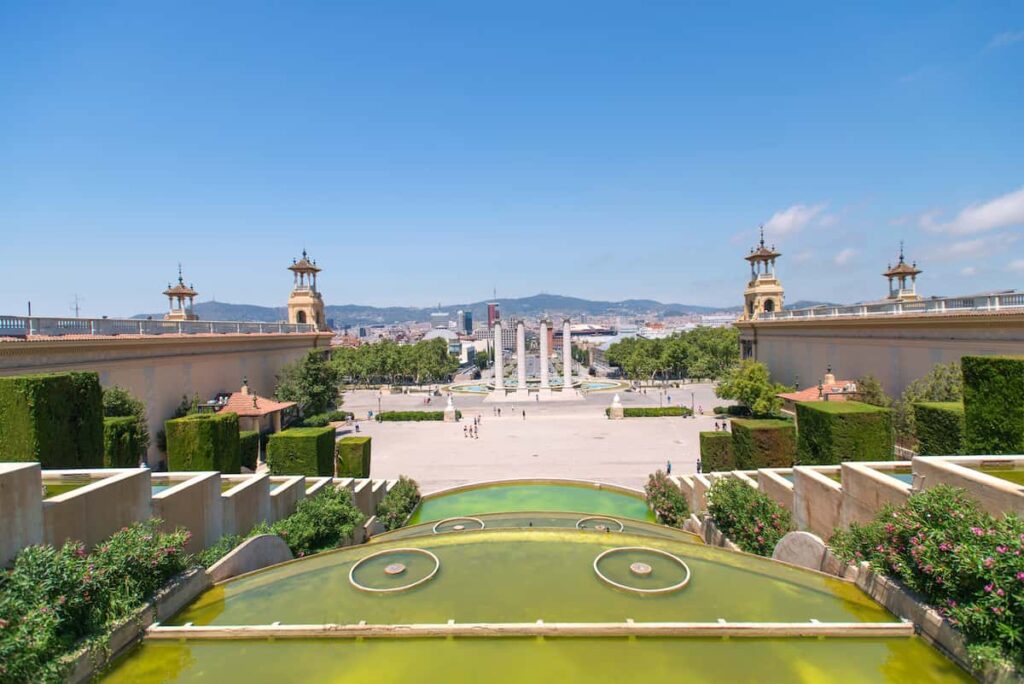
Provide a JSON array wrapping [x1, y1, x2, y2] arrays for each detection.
[[575, 516, 625, 532], [349, 548, 440, 593], [593, 546, 691, 595], [432, 517, 486, 534]]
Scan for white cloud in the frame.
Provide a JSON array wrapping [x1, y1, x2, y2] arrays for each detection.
[[834, 248, 857, 266], [1008, 259, 1024, 272], [924, 233, 1019, 261], [818, 214, 839, 228], [960, 266, 976, 276], [921, 186, 1024, 235], [763, 203, 827, 238], [792, 249, 814, 264], [989, 31, 1024, 49]]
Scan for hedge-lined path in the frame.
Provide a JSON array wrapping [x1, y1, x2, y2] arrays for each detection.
[[341, 383, 725, 494]]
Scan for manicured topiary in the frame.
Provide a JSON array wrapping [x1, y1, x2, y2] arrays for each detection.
[[699, 431, 735, 472], [267, 426, 335, 476], [165, 411, 241, 473], [102, 416, 143, 468], [913, 402, 965, 456], [795, 400, 893, 465], [0, 371, 103, 467], [336, 436, 372, 478], [962, 355, 1024, 455], [375, 411, 461, 421], [621, 406, 692, 417], [239, 430, 260, 470], [730, 418, 796, 469]]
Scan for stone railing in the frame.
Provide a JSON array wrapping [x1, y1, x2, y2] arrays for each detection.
[[0, 315, 316, 338], [757, 291, 1024, 322]]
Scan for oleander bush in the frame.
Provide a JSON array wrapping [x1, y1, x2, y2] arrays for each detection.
[[730, 418, 796, 469], [644, 470, 689, 528], [272, 487, 364, 557], [0, 371, 104, 468], [0, 519, 190, 683], [267, 426, 335, 477], [238, 430, 260, 471], [336, 436, 372, 478], [830, 485, 1024, 670], [165, 412, 241, 473], [376, 476, 421, 531], [102, 416, 143, 468], [914, 402, 966, 456], [699, 431, 735, 472], [375, 410, 461, 421], [962, 355, 1024, 456], [706, 477, 792, 556], [795, 400, 893, 465]]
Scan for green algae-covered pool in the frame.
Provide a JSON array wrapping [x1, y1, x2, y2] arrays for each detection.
[[407, 481, 655, 524], [103, 635, 970, 683]]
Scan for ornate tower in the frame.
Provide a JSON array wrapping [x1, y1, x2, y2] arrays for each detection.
[[739, 227, 784, 321], [163, 265, 199, 321], [287, 250, 327, 330], [884, 242, 922, 302]]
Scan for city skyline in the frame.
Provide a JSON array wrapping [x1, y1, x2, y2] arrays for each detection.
[[2, 2, 1022, 316]]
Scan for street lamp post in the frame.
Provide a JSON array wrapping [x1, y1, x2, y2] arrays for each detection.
[[690, 391, 695, 418]]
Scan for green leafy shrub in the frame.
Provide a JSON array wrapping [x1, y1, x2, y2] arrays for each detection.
[[336, 436, 372, 478], [165, 412, 241, 473], [272, 487, 364, 557], [795, 401, 893, 465], [706, 477, 792, 556], [699, 431, 735, 472], [0, 519, 190, 683], [914, 402, 965, 456], [644, 470, 689, 528], [299, 410, 353, 427], [0, 372, 103, 468], [731, 418, 795, 469], [102, 416, 143, 468], [267, 427, 335, 477], [830, 486, 1024, 670], [102, 386, 150, 458], [621, 407, 692, 417], [238, 430, 260, 471], [376, 476, 421, 531], [893, 362, 963, 446], [715, 360, 791, 416], [375, 411, 458, 421], [712, 405, 752, 417], [963, 355, 1024, 455]]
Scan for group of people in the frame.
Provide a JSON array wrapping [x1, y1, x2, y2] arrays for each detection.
[[713, 420, 730, 431], [464, 414, 482, 439]]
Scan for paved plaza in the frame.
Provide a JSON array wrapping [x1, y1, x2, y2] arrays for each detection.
[[340, 383, 726, 493]]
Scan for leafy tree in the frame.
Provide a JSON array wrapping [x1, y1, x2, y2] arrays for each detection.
[[275, 351, 341, 415], [715, 359, 790, 416], [102, 386, 151, 456], [893, 362, 962, 445], [856, 374, 892, 408], [475, 348, 490, 370], [604, 326, 739, 382]]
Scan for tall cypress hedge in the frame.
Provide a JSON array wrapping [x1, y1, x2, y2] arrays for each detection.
[[267, 426, 335, 476], [103, 416, 142, 467], [337, 436, 372, 478], [699, 432, 734, 472], [731, 418, 796, 469], [0, 372, 103, 467], [913, 402, 965, 456], [239, 430, 260, 471], [166, 412, 241, 473], [796, 400, 893, 465], [962, 355, 1024, 455]]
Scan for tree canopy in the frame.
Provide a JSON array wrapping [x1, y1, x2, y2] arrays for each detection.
[[331, 338, 459, 386], [715, 359, 791, 416], [102, 386, 151, 456], [892, 361, 962, 444], [603, 326, 739, 382], [275, 351, 341, 415]]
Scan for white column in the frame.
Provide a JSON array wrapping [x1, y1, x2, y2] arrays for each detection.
[[539, 319, 550, 388], [516, 320, 527, 389], [493, 322, 504, 389], [562, 318, 572, 389]]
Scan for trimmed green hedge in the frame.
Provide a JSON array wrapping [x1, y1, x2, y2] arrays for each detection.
[[165, 411, 241, 473], [623, 406, 692, 417], [102, 416, 142, 467], [337, 436, 372, 478], [239, 430, 260, 470], [0, 372, 103, 467], [731, 418, 796, 469], [267, 426, 335, 476], [375, 411, 461, 422], [795, 400, 893, 465], [913, 402, 965, 456], [299, 410, 354, 427], [713, 405, 752, 417], [699, 431, 735, 472], [963, 355, 1024, 455]]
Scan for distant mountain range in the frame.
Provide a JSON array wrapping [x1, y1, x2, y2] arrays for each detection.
[[135, 293, 746, 327]]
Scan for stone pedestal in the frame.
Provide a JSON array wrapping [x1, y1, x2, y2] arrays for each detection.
[[443, 397, 458, 423], [608, 394, 624, 420]]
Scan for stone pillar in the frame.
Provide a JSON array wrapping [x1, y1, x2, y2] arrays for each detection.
[[539, 319, 550, 388], [444, 395, 457, 422], [609, 394, 624, 420], [516, 320, 527, 390], [493, 322, 504, 390], [562, 318, 572, 390]]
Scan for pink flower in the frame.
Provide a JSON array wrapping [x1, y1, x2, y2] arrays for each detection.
[[996, 588, 1005, 597], [984, 557, 995, 569], [1016, 572, 1024, 582], [996, 545, 1008, 554], [984, 583, 994, 593], [971, 527, 984, 537], [939, 542, 952, 552]]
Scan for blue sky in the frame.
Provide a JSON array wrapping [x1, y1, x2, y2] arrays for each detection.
[[1, 1, 1022, 317]]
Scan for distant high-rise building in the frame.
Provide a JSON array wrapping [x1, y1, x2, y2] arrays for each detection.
[[430, 311, 449, 329], [457, 309, 473, 335], [487, 302, 500, 329]]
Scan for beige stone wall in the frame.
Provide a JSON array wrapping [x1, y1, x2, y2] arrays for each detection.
[[0, 332, 330, 466], [792, 467, 843, 539], [0, 463, 44, 567], [43, 469, 151, 549], [222, 474, 271, 537], [839, 463, 910, 528], [153, 472, 222, 554]]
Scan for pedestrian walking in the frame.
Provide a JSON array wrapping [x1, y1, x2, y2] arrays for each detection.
[[463, 425, 468, 438], [522, 410, 526, 420], [498, 408, 502, 418], [666, 460, 672, 475], [696, 459, 703, 474]]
